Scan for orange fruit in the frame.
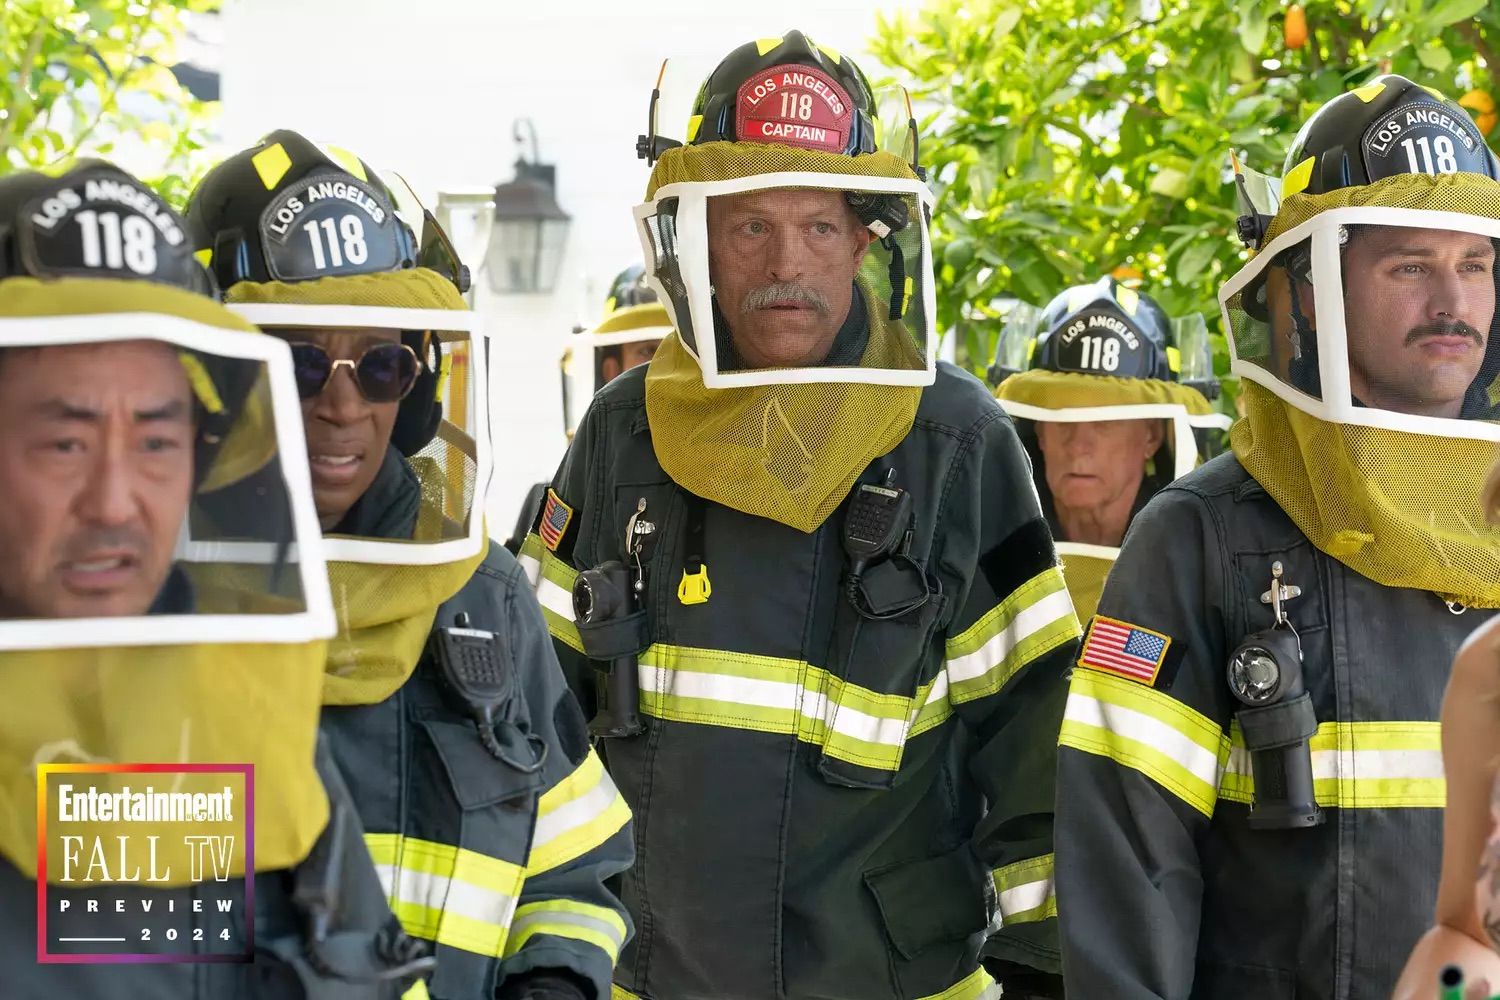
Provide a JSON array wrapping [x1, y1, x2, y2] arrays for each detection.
[[1284, 4, 1308, 50]]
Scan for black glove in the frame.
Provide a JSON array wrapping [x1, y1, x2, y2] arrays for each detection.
[[495, 969, 591, 1000], [996, 970, 1065, 999]]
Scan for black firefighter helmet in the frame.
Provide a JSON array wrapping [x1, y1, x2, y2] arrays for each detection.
[[1237, 76, 1500, 413], [185, 129, 465, 455], [0, 161, 259, 485]]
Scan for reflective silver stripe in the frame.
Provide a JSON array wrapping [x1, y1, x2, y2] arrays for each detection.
[[373, 863, 520, 928], [946, 588, 1076, 683], [999, 877, 1053, 920]]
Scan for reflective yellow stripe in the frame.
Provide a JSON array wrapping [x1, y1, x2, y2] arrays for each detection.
[[1220, 720, 1444, 809], [527, 750, 631, 875], [401, 979, 431, 1000], [520, 533, 583, 652], [364, 833, 526, 957], [637, 644, 929, 771], [916, 967, 996, 1000], [611, 986, 642, 1000], [1059, 668, 1229, 817], [993, 853, 1056, 925], [944, 566, 1080, 704], [504, 899, 628, 962]]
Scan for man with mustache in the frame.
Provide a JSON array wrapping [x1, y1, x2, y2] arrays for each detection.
[[0, 340, 195, 619], [1342, 224, 1494, 418], [528, 31, 1079, 1000], [1053, 76, 1500, 999]]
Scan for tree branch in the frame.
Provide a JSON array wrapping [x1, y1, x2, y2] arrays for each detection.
[[0, 17, 50, 164], [57, 9, 152, 163], [1456, 20, 1500, 86]]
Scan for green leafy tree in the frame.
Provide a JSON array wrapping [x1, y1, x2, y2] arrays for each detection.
[[2, 0, 221, 204], [871, 0, 1500, 386]]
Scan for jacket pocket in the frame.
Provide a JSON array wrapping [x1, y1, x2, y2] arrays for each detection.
[[814, 591, 947, 790], [864, 843, 989, 960], [1192, 957, 1296, 999], [408, 716, 545, 999]]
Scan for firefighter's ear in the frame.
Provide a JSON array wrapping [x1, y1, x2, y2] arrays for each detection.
[[601, 356, 622, 383]]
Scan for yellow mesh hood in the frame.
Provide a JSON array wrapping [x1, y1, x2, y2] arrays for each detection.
[[647, 143, 919, 196], [0, 275, 257, 330], [227, 266, 488, 700], [225, 266, 469, 311], [0, 277, 339, 881], [996, 368, 1216, 414], [1262, 171, 1500, 246], [645, 283, 921, 533], [1232, 381, 1500, 607], [0, 642, 331, 884], [1060, 549, 1116, 622], [322, 534, 487, 706], [1228, 171, 1500, 607]]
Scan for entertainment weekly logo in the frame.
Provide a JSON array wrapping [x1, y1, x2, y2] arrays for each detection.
[[36, 763, 254, 964]]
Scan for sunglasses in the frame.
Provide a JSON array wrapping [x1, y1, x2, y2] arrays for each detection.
[[290, 341, 421, 403]]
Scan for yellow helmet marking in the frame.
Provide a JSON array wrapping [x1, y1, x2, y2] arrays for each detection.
[[193, 248, 213, 267], [1351, 82, 1387, 104], [816, 43, 843, 65], [251, 143, 293, 190], [1281, 155, 1317, 199], [323, 145, 368, 182], [1167, 345, 1182, 373], [755, 38, 783, 57], [685, 114, 703, 143], [1116, 283, 1140, 316]]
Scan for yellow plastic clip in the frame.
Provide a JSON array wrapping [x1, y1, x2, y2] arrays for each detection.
[[678, 565, 712, 605]]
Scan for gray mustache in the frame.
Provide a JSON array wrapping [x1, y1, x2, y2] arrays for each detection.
[[741, 282, 830, 314], [1405, 320, 1484, 346]]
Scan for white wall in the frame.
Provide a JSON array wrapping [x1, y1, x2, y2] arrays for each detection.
[[218, 0, 918, 532]]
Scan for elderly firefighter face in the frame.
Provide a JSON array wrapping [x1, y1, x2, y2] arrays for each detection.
[[1035, 418, 1165, 546], [707, 187, 874, 369], [0, 340, 195, 618]]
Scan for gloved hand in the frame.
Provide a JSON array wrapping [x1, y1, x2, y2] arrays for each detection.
[[494, 969, 590, 1000]]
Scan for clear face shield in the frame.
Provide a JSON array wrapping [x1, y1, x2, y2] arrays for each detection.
[[635, 175, 936, 388], [0, 310, 337, 905], [227, 174, 491, 564], [0, 317, 333, 646], [1222, 209, 1500, 437], [987, 300, 1044, 385]]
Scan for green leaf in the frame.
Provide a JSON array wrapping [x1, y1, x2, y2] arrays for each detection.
[[1425, 0, 1487, 27], [1416, 41, 1452, 71], [993, 6, 1022, 39], [1149, 167, 1191, 199], [1236, 1, 1269, 54], [1175, 239, 1219, 284]]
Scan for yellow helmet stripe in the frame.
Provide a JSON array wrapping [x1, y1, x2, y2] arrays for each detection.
[[251, 142, 293, 190], [323, 145, 368, 182], [1281, 155, 1317, 199]]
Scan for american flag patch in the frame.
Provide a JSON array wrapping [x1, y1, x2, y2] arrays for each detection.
[[539, 488, 574, 552], [1080, 616, 1172, 685]]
